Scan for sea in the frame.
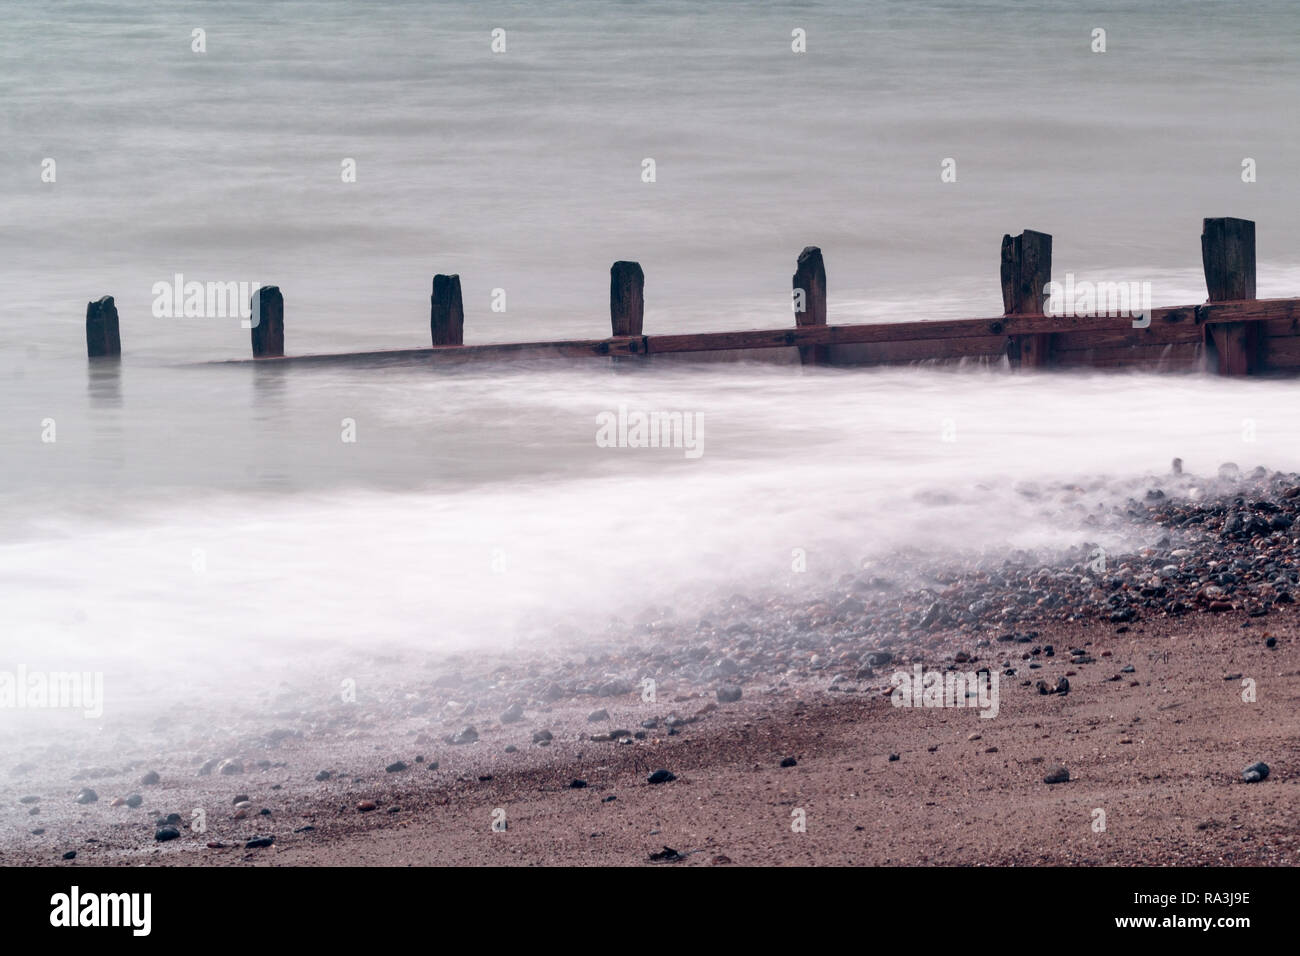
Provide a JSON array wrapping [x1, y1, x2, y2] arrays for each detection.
[[2, 0, 1299, 729]]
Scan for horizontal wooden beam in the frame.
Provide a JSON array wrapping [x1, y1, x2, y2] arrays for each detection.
[[208, 336, 646, 368], [203, 297, 1300, 368]]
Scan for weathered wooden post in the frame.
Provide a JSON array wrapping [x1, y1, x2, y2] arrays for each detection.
[[430, 274, 464, 346], [793, 246, 828, 365], [610, 261, 644, 337], [1202, 217, 1260, 375], [1001, 230, 1053, 368], [250, 285, 284, 358], [85, 295, 121, 358]]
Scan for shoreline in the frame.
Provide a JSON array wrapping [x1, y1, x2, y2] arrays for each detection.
[[2, 606, 1295, 866], [4, 465, 1300, 866]]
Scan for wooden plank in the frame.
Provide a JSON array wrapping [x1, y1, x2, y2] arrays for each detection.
[[250, 286, 284, 358], [1264, 316, 1300, 337], [219, 336, 647, 368], [1052, 342, 1203, 370], [793, 246, 828, 365], [641, 304, 1215, 355], [1199, 298, 1300, 324], [1052, 322, 1203, 351], [1261, 336, 1300, 370], [430, 274, 465, 346], [610, 261, 644, 337], [204, 296, 1300, 368], [1002, 229, 1053, 368], [834, 335, 1009, 365], [1201, 218, 1260, 374], [85, 295, 121, 358], [1202, 218, 1256, 300]]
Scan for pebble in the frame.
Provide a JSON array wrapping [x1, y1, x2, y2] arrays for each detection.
[[780, 757, 797, 768], [569, 779, 588, 789], [500, 703, 524, 724], [448, 726, 478, 745], [1043, 766, 1070, 785], [155, 827, 181, 842], [599, 679, 633, 697], [716, 685, 743, 703], [647, 769, 676, 784], [385, 761, 408, 773], [139, 771, 160, 786], [245, 836, 274, 849], [1242, 761, 1269, 783], [62, 850, 76, 860], [73, 788, 98, 805], [587, 709, 609, 722], [357, 800, 377, 812], [532, 729, 553, 744]]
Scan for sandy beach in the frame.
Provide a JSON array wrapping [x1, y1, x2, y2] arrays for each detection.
[[3, 465, 1298, 867]]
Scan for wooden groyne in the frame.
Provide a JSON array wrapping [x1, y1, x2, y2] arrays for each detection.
[[85, 217, 1300, 375]]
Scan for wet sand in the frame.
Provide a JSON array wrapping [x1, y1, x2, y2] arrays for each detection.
[[2, 604, 1296, 867], [4, 466, 1300, 866]]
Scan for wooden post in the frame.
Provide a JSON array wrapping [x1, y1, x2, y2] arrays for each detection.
[[793, 246, 828, 365], [85, 295, 121, 358], [250, 285, 284, 358], [610, 261, 644, 337], [430, 274, 464, 346], [1001, 229, 1053, 368], [1202, 217, 1260, 375]]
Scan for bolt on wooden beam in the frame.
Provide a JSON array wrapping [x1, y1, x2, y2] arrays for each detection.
[[250, 286, 284, 358], [793, 246, 828, 366], [1001, 229, 1053, 369], [85, 295, 121, 358], [1202, 217, 1260, 375], [431, 274, 465, 347], [610, 261, 644, 338]]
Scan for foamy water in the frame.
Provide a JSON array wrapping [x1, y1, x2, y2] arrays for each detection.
[[3, 1, 1300, 730]]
